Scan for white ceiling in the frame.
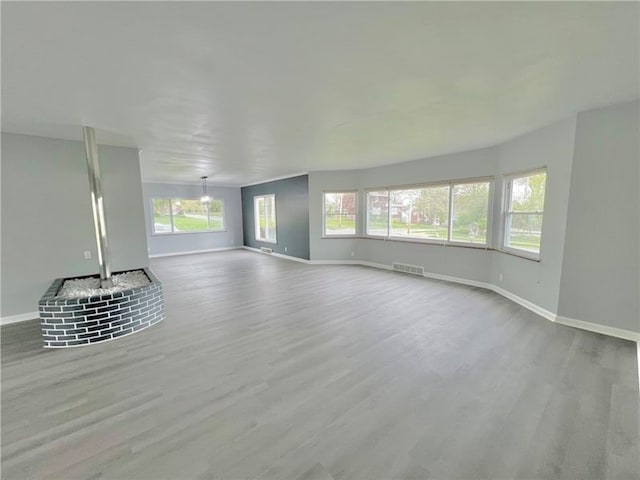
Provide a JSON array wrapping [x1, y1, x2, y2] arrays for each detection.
[[2, 2, 639, 186]]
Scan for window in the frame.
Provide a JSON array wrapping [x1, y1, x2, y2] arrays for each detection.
[[503, 169, 546, 257], [389, 185, 450, 241], [366, 190, 390, 236], [254, 194, 277, 243], [365, 178, 491, 246], [323, 191, 357, 236], [152, 198, 225, 234], [451, 181, 491, 244]]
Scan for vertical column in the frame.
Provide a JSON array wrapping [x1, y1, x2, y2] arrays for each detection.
[[83, 126, 113, 288]]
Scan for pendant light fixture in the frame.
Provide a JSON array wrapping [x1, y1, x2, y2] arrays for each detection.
[[200, 176, 211, 204]]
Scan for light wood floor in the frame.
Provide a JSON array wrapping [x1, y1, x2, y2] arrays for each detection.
[[2, 250, 639, 480]]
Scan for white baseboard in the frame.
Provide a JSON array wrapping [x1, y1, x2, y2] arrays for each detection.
[[422, 271, 491, 291], [637, 343, 640, 394], [149, 246, 240, 258], [309, 259, 361, 265], [1, 311, 39, 325], [241, 246, 311, 264], [359, 261, 393, 271], [270, 253, 640, 343], [554, 316, 640, 342], [271, 251, 310, 264], [490, 285, 557, 322]]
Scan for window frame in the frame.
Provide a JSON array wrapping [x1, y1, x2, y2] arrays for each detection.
[[150, 197, 226, 235], [253, 194, 277, 244], [364, 176, 493, 248], [365, 189, 391, 238], [501, 167, 547, 260], [322, 190, 358, 238], [387, 182, 450, 245], [448, 178, 494, 247]]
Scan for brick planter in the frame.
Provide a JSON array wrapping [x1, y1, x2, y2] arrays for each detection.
[[38, 268, 164, 348]]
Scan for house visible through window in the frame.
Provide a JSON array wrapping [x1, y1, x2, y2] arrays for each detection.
[[152, 198, 225, 234], [366, 190, 390, 236], [254, 194, 277, 243], [388, 185, 450, 241], [365, 178, 491, 246], [323, 191, 357, 236], [503, 169, 546, 257]]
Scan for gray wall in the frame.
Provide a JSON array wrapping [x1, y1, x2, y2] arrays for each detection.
[[490, 116, 577, 313], [558, 100, 640, 332], [309, 147, 498, 283], [356, 147, 497, 283], [1, 133, 149, 317], [241, 175, 310, 260], [142, 182, 243, 256], [309, 104, 639, 334], [308, 170, 362, 262]]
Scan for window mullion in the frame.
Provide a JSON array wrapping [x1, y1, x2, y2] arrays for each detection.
[[386, 190, 391, 238], [169, 199, 175, 233], [447, 184, 453, 243]]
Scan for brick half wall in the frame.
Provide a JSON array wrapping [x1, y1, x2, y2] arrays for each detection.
[[38, 268, 164, 348]]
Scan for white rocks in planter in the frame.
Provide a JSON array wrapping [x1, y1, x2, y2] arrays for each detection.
[[56, 270, 150, 299]]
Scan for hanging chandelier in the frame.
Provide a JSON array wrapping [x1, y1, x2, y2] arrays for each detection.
[[200, 176, 211, 204]]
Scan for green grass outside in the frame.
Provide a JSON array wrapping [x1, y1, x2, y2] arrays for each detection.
[[365, 220, 492, 245], [507, 233, 541, 252], [156, 212, 540, 250], [154, 215, 224, 232], [325, 217, 356, 231], [331, 217, 539, 250]]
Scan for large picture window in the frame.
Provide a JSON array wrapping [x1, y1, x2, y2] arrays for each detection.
[[366, 179, 491, 245], [503, 169, 546, 257], [152, 198, 225, 234], [254, 194, 277, 243], [323, 191, 357, 236], [389, 185, 450, 241], [451, 181, 491, 244]]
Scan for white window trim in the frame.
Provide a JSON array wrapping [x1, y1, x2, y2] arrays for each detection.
[[254, 194, 277, 244], [448, 179, 494, 248], [365, 189, 392, 238], [364, 177, 494, 248], [322, 190, 358, 238], [500, 168, 546, 260], [150, 197, 227, 236]]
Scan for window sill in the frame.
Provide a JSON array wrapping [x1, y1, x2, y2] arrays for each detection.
[[364, 235, 489, 250], [152, 229, 227, 236], [354, 236, 541, 261], [496, 248, 541, 262]]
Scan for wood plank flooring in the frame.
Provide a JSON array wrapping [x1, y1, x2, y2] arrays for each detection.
[[2, 250, 639, 479]]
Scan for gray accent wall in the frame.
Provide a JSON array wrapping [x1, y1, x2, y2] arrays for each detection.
[[241, 175, 310, 260], [142, 182, 243, 256], [558, 100, 640, 332], [1, 133, 149, 318]]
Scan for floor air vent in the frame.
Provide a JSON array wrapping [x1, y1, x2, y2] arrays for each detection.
[[392, 262, 424, 276], [260, 247, 273, 254]]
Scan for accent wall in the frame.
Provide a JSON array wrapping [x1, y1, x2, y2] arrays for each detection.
[[241, 175, 310, 260]]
